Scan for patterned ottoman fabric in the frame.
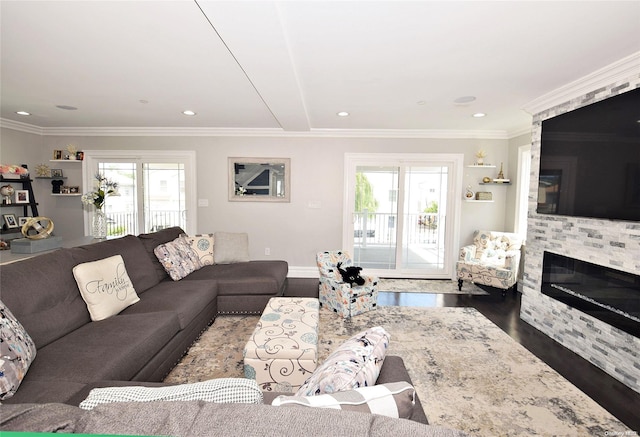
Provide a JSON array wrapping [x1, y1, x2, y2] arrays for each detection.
[[244, 297, 319, 392]]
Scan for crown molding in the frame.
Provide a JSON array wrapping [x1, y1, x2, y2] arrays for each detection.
[[0, 118, 44, 135], [0, 122, 514, 140], [522, 51, 640, 116]]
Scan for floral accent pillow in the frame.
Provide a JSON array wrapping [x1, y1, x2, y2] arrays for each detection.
[[154, 237, 203, 281], [296, 326, 390, 396], [0, 300, 37, 400], [180, 233, 214, 266]]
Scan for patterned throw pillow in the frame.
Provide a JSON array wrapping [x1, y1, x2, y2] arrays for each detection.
[[180, 233, 215, 266], [72, 255, 141, 321], [154, 237, 203, 281], [0, 300, 37, 400], [296, 326, 390, 396], [79, 378, 263, 410], [273, 382, 415, 419]]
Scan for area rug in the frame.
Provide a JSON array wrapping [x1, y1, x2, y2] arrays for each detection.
[[378, 278, 488, 295], [164, 306, 629, 436]]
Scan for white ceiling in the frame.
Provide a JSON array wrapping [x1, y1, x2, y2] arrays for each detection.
[[1, 1, 639, 137]]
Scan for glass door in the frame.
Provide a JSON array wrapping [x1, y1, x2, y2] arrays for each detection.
[[83, 150, 196, 237], [345, 154, 461, 279]]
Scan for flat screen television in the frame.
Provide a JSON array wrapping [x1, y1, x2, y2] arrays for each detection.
[[537, 87, 640, 222]]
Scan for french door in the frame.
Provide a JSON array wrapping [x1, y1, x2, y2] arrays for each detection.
[[344, 153, 462, 279], [83, 150, 196, 237]]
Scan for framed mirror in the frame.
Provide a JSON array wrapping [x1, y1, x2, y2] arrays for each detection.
[[228, 157, 290, 202]]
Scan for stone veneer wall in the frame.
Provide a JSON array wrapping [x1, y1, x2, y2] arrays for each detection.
[[520, 74, 640, 394]]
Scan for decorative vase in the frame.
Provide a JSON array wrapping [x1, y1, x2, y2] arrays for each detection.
[[92, 209, 107, 239]]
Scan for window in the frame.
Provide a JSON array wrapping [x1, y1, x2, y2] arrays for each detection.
[[83, 150, 196, 237]]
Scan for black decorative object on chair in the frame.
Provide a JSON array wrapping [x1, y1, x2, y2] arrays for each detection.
[[337, 262, 365, 286]]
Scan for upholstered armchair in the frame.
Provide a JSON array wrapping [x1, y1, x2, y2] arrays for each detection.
[[456, 230, 524, 296], [316, 250, 378, 318]]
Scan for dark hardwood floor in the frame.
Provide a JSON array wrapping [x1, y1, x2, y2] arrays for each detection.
[[286, 278, 640, 430]]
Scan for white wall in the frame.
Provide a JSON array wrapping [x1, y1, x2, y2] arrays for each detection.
[[1, 129, 524, 272]]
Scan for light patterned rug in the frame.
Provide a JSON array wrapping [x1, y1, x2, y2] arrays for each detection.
[[164, 306, 629, 436], [378, 278, 488, 295]]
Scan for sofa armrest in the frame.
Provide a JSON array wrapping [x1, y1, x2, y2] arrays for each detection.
[[459, 245, 476, 261]]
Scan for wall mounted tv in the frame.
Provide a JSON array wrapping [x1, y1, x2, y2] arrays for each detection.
[[538, 87, 640, 222]]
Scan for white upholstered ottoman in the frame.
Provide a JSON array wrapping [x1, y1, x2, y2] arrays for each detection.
[[243, 297, 319, 392]]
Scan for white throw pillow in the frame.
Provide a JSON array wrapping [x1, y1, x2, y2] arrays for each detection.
[[73, 255, 140, 321], [213, 232, 250, 264]]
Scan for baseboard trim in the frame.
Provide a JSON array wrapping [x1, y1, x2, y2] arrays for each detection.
[[287, 266, 319, 278]]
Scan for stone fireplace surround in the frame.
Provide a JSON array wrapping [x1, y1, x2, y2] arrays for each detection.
[[520, 71, 640, 394]]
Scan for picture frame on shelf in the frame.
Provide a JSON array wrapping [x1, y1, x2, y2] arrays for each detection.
[[3, 213, 19, 229], [15, 189, 29, 204], [68, 186, 80, 193], [61, 186, 70, 194], [76, 151, 84, 160], [18, 216, 32, 226], [51, 169, 63, 177], [53, 150, 63, 160]]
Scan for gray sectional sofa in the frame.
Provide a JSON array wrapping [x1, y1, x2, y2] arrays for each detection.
[[0, 226, 288, 404], [0, 227, 465, 436]]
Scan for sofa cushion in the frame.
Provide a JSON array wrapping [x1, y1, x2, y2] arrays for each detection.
[[272, 381, 415, 419], [138, 227, 186, 282], [213, 232, 249, 264], [120, 280, 217, 329], [296, 326, 390, 396], [72, 255, 141, 321], [79, 378, 262, 410], [185, 261, 288, 296], [181, 233, 215, 266], [0, 300, 37, 400], [0, 249, 90, 349], [69, 235, 160, 294], [22, 312, 181, 384], [154, 237, 203, 281]]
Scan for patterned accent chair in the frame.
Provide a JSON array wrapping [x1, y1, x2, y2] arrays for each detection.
[[456, 230, 524, 296], [316, 251, 379, 318]]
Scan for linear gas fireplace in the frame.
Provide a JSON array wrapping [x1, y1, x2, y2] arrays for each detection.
[[542, 252, 640, 338]]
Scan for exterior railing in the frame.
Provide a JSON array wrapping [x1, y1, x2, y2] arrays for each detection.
[[104, 210, 186, 237], [353, 212, 439, 246]]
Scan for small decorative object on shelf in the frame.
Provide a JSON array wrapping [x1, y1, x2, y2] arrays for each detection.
[[21, 216, 54, 240], [476, 192, 493, 201], [465, 185, 475, 199], [82, 173, 119, 239], [0, 164, 29, 179], [66, 144, 78, 160], [51, 180, 63, 193], [14, 189, 29, 204], [1, 185, 15, 204], [493, 162, 511, 183], [482, 176, 491, 183], [475, 149, 487, 165], [35, 163, 51, 177], [53, 150, 63, 160]]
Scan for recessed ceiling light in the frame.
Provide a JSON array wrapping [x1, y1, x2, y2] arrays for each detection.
[[337, 111, 350, 117], [16, 111, 31, 116], [56, 105, 78, 110], [182, 110, 196, 116], [472, 112, 486, 118]]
